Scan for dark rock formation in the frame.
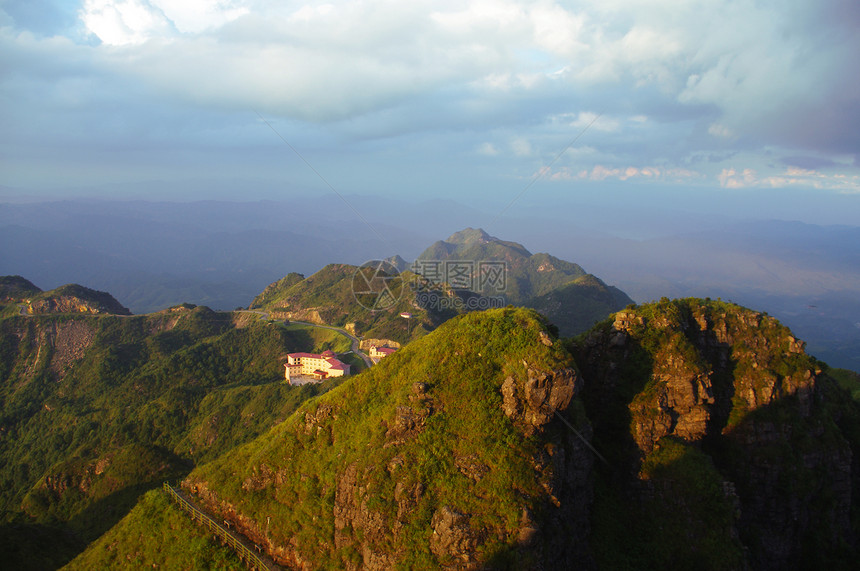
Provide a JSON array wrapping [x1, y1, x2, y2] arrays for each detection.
[[574, 298, 856, 570], [501, 367, 579, 436]]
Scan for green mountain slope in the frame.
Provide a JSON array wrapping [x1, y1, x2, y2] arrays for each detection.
[[249, 263, 476, 343], [63, 489, 243, 570], [250, 272, 305, 308], [59, 298, 860, 569], [0, 275, 41, 302], [181, 308, 593, 569], [525, 274, 634, 336], [0, 303, 345, 568]]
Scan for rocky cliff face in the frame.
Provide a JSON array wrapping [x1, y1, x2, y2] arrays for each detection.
[[574, 298, 856, 569], [1, 317, 99, 385]]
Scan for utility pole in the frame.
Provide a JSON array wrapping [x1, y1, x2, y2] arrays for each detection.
[[400, 312, 412, 338]]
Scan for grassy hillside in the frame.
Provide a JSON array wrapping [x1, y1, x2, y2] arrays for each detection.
[[0, 305, 345, 568], [35, 298, 860, 569], [180, 308, 593, 569], [0, 277, 132, 316], [525, 274, 634, 336], [827, 367, 860, 402], [30, 284, 130, 315], [0, 275, 41, 302], [251, 272, 305, 308], [250, 263, 474, 343], [63, 489, 243, 570], [0, 276, 132, 317]]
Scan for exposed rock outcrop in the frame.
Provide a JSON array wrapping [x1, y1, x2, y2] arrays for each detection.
[[501, 366, 579, 436], [574, 298, 855, 570]]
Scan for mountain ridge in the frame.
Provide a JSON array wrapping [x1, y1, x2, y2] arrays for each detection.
[[0, 277, 130, 316], [182, 308, 594, 569], [413, 227, 632, 332], [250, 228, 632, 341]]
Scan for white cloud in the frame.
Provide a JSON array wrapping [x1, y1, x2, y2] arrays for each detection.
[[510, 138, 533, 157], [718, 168, 758, 189], [151, 0, 249, 34], [81, 0, 251, 43], [546, 164, 702, 183], [708, 123, 733, 139], [81, 0, 174, 46], [67, 0, 857, 145], [718, 166, 860, 192], [477, 142, 500, 156]]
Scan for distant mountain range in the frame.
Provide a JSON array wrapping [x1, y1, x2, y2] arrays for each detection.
[[248, 228, 632, 340], [416, 228, 633, 335], [0, 223, 635, 343], [1, 198, 858, 369]]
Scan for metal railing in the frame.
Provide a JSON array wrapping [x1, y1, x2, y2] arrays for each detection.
[[163, 482, 275, 570]]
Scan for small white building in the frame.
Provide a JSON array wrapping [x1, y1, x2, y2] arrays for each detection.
[[369, 345, 397, 360]]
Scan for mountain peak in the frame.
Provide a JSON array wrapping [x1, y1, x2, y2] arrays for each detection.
[[0, 275, 42, 302], [445, 227, 496, 245]]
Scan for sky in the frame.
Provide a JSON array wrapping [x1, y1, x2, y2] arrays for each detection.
[[2, 0, 860, 224]]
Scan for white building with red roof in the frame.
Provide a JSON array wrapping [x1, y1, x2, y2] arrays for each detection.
[[285, 350, 350, 384], [369, 345, 397, 362]]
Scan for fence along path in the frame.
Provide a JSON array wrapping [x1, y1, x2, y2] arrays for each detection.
[[163, 482, 279, 571]]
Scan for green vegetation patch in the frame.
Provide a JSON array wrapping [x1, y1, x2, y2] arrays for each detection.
[[63, 489, 244, 570], [0, 307, 346, 567]]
